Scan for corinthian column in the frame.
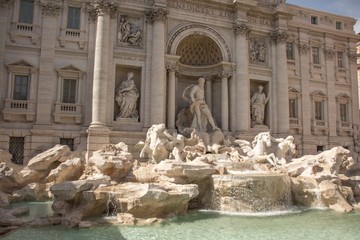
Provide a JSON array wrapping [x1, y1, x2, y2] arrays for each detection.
[[146, 8, 168, 125], [90, 0, 118, 128], [270, 30, 290, 134], [233, 23, 251, 132], [166, 62, 178, 130], [219, 72, 232, 132]]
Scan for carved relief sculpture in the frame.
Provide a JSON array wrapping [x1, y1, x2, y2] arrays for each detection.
[[176, 77, 219, 134], [118, 16, 143, 47], [115, 72, 139, 120], [251, 85, 270, 128], [249, 38, 267, 63]]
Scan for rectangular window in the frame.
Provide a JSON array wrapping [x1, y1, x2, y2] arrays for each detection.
[[13, 75, 29, 100], [311, 16, 318, 25], [315, 101, 323, 120], [337, 51, 344, 68], [336, 21, 342, 30], [19, 0, 34, 24], [312, 47, 320, 64], [67, 6, 81, 29], [289, 98, 297, 118], [62, 79, 77, 103], [317, 145, 324, 152], [286, 42, 294, 60], [9, 137, 25, 165], [339, 103, 347, 122]]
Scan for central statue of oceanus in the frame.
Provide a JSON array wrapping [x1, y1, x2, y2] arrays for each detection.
[[176, 77, 219, 134]]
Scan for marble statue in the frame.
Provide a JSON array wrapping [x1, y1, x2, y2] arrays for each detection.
[[251, 85, 269, 127], [273, 136, 296, 165], [115, 72, 139, 120], [235, 132, 277, 166], [118, 16, 142, 47], [176, 77, 219, 133], [139, 124, 170, 163]]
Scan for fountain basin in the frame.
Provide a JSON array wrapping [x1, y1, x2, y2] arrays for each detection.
[[212, 173, 292, 213]]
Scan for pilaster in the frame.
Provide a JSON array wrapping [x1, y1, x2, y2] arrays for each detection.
[[166, 57, 179, 130], [219, 71, 232, 132]]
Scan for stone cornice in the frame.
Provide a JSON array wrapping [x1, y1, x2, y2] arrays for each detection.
[[233, 23, 251, 37], [0, 0, 12, 8], [41, 1, 62, 17], [270, 30, 289, 43], [146, 7, 168, 23], [92, 0, 118, 18]]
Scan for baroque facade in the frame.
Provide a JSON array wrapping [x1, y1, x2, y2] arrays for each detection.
[[0, 0, 359, 164]]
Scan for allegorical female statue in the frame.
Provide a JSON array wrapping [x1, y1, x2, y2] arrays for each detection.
[[251, 85, 269, 127], [115, 72, 139, 120]]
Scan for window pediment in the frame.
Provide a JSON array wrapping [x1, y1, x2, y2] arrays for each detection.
[[57, 64, 84, 78], [7, 60, 36, 73]]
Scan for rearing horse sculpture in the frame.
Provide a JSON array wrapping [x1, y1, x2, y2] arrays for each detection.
[[235, 132, 277, 166]]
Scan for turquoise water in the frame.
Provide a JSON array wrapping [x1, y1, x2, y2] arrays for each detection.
[[3, 202, 360, 240]]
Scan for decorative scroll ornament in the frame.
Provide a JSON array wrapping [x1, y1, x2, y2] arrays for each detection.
[[0, 0, 12, 8], [166, 63, 178, 73], [272, 0, 286, 7], [92, 0, 118, 18], [145, 8, 168, 23], [270, 30, 289, 43], [348, 52, 358, 63], [249, 38, 267, 64], [218, 71, 233, 79], [323, 48, 335, 60], [41, 1, 62, 16], [298, 42, 310, 55], [233, 23, 251, 37]]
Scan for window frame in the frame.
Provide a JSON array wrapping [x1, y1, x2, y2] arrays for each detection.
[[61, 78, 78, 104], [13, 74, 30, 100], [311, 16, 319, 25], [337, 51, 345, 68], [286, 42, 295, 60], [66, 6, 81, 30], [18, 0, 34, 24], [312, 47, 321, 64]]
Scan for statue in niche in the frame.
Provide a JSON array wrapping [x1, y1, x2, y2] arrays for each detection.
[[176, 77, 219, 134], [118, 16, 142, 47], [115, 72, 139, 120], [251, 85, 269, 127], [249, 38, 267, 63]]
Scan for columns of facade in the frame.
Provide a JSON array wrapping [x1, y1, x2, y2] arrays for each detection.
[[87, 0, 118, 158], [35, 2, 62, 125], [166, 62, 178, 130], [348, 48, 360, 127], [323, 40, 337, 139], [219, 72, 232, 132], [205, 77, 213, 112], [271, 30, 290, 134], [233, 23, 251, 133], [90, 1, 117, 128], [146, 7, 168, 125]]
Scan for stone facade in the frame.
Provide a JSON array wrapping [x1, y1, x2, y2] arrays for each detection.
[[0, 0, 359, 164]]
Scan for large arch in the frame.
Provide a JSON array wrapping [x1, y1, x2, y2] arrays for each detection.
[[167, 23, 232, 63]]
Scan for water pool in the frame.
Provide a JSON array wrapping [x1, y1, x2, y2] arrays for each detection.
[[3, 202, 360, 240]]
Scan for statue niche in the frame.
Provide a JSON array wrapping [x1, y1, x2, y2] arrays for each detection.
[[115, 72, 139, 120], [251, 84, 270, 128]]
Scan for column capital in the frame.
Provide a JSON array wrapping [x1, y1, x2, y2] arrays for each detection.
[[298, 42, 310, 55], [91, 0, 118, 18], [166, 62, 178, 73], [323, 47, 335, 60], [218, 71, 233, 79], [41, 1, 62, 17], [270, 30, 289, 44], [0, 0, 13, 8], [272, 0, 287, 8], [233, 23, 251, 37], [146, 7, 168, 23]]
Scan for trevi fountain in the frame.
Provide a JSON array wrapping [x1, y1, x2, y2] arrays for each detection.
[[1, 77, 360, 239]]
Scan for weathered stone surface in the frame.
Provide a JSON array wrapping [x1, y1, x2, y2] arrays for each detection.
[[19, 145, 71, 184], [212, 173, 292, 212], [0, 207, 29, 227], [46, 157, 84, 183], [95, 182, 199, 218], [154, 159, 216, 183], [0, 163, 21, 193], [88, 143, 134, 181], [27, 217, 62, 227], [11, 183, 50, 202], [0, 149, 12, 163], [319, 180, 353, 212], [286, 147, 352, 178], [50, 180, 94, 202], [0, 191, 9, 208]]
